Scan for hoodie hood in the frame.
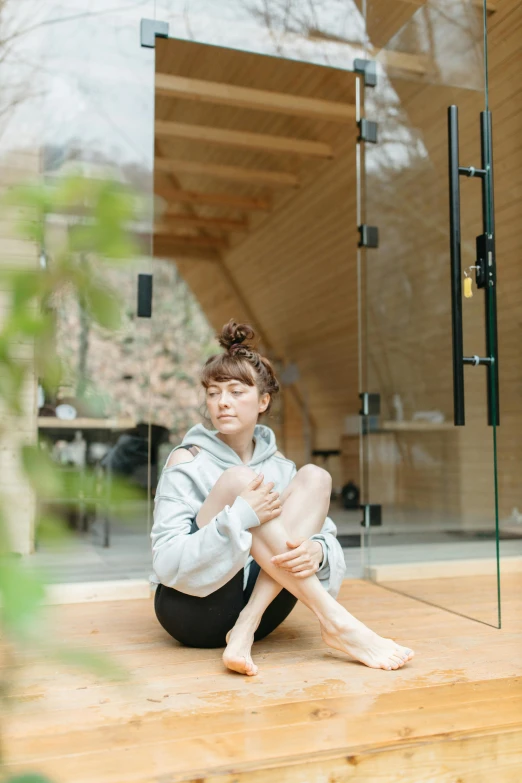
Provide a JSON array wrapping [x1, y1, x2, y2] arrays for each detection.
[[181, 422, 277, 467]]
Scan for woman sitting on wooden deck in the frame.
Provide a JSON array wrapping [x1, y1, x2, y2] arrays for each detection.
[[150, 319, 415, 676]]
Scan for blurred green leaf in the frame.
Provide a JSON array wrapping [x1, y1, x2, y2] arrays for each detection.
[[2, 182, 52, 215], [34, 344, 62, 392], [35, 513, 72, 547], [5, 775, 54, 783], [10, 270, 45, 309], [84, 282, 121, 330], [4, 308, 47, 339], [0, 556, 45, 635], [53, 172, 93, 209], [0, 361, 25, 413], [21, 446, 62, 499]]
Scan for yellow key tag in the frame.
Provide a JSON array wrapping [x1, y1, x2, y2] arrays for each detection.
[[464, 275, 473, 298]]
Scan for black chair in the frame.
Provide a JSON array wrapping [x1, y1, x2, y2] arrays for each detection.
[[97, 423, 170, 547]]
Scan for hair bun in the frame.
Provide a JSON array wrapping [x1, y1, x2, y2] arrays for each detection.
[[217, 319, 255, 352]]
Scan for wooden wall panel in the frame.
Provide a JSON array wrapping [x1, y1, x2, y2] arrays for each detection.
[[223, 142, 359, 461]]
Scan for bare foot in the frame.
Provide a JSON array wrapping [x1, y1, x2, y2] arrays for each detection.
[[321, 617, 415, 671], [222, 622, 258, 676]]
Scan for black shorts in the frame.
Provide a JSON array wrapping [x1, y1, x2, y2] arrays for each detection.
[[154, 521, 297, 649]]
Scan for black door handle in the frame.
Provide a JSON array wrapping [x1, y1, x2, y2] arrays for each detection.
[[447, 106, 499, 427], [480, 111, 499, 427], [447, 105, 465, 426]]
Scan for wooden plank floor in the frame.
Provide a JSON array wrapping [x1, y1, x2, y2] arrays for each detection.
[[3, 574, 522, 782]]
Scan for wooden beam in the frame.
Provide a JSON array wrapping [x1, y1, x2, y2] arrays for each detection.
[[373, 48, 428, 75], [155, 157, 299, 188], [153, 241, 221, 263], [394, 0, 496, 11], [155, 73, 356, 123], [155, 120, 334, 158], [154, 182, 271, 212], [153, 232, 229, 249], [162, 212, 248, 232]]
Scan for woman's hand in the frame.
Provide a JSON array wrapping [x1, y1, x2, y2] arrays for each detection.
[[239, 473, 282, 524], [271, 537, 323, 578]]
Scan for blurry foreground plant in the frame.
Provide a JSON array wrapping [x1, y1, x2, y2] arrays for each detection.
[[0, 174, 147, 779]]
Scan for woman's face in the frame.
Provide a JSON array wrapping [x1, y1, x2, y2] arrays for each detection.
[[205, 378, 270, 434]]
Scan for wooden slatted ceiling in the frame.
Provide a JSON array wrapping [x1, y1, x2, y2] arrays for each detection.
[[155, 72, 357, 122], [153, 37, 358, 459], [154, 37, 357, 231], [155, 156, 300, 188], [155, 119, 335, 158]]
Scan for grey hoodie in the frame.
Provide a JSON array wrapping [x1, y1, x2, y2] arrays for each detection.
[[150, 422, 346, 598]]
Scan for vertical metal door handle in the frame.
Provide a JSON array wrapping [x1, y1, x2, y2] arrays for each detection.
[[480, 111, 500, 426], [448, 105, 465, 426]]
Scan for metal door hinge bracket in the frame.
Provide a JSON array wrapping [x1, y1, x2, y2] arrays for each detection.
[[359, 392, 380, 416], [140, 18, 169, 48], [354, 59, 377, 87], [358, 119, 378, 143], [361, 504, 382, 528], [358, 225, 379, 248]]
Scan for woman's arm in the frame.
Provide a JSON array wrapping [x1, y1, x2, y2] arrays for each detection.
[[283, 459, 346, 598], [309, 515, 347, 598], [151, 464, 260, 597]]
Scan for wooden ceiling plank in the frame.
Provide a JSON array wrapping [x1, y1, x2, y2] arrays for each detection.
[[155, 157, 299, 188], [155, 120, 334, 159], [155, 72, 356, 123], [162, 212, 248, 232], [153, 232, 229, 249], [373, 48, 428, 75], [393, 0, 495, 9], [154, 183, 272, 212], [153, 243, 221, 263]]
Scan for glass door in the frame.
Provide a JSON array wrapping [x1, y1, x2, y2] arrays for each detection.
[[360, 0, 501, 626]]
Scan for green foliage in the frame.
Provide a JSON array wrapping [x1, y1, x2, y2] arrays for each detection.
[[0, 174, 140, 770]]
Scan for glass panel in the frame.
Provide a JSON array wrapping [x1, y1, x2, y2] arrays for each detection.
[[156, 0, 367, 70], [152, 29, 361, 565], [0, 1, 156, 583], [361, 0, 501, 626]]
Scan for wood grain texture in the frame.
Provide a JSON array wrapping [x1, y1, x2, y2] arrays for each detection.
[[155, 120, 334, 159], [3, 574, 521, 782], [155, 72, 356, 123]]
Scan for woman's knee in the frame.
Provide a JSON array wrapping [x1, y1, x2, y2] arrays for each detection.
[[295, 464, 332, 495]]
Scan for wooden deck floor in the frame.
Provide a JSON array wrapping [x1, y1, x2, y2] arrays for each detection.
[[3, 574, 522, 782]]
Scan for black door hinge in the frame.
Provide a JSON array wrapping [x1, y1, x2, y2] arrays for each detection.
[[360, 504, 382, 528], [359, 392, 381, 416], [358, 225, 379, 248], [137, 273, 153, 317], [140, 18, 169, 48], [354, 59, 377, 87], [358, 119, 378, 144]]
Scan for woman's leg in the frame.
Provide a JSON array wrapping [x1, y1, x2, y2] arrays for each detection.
[[154, 570, 245, 649], [195, 465, 327, 673], [197, 466, 415, 674], [225, 465, 331, 653]]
